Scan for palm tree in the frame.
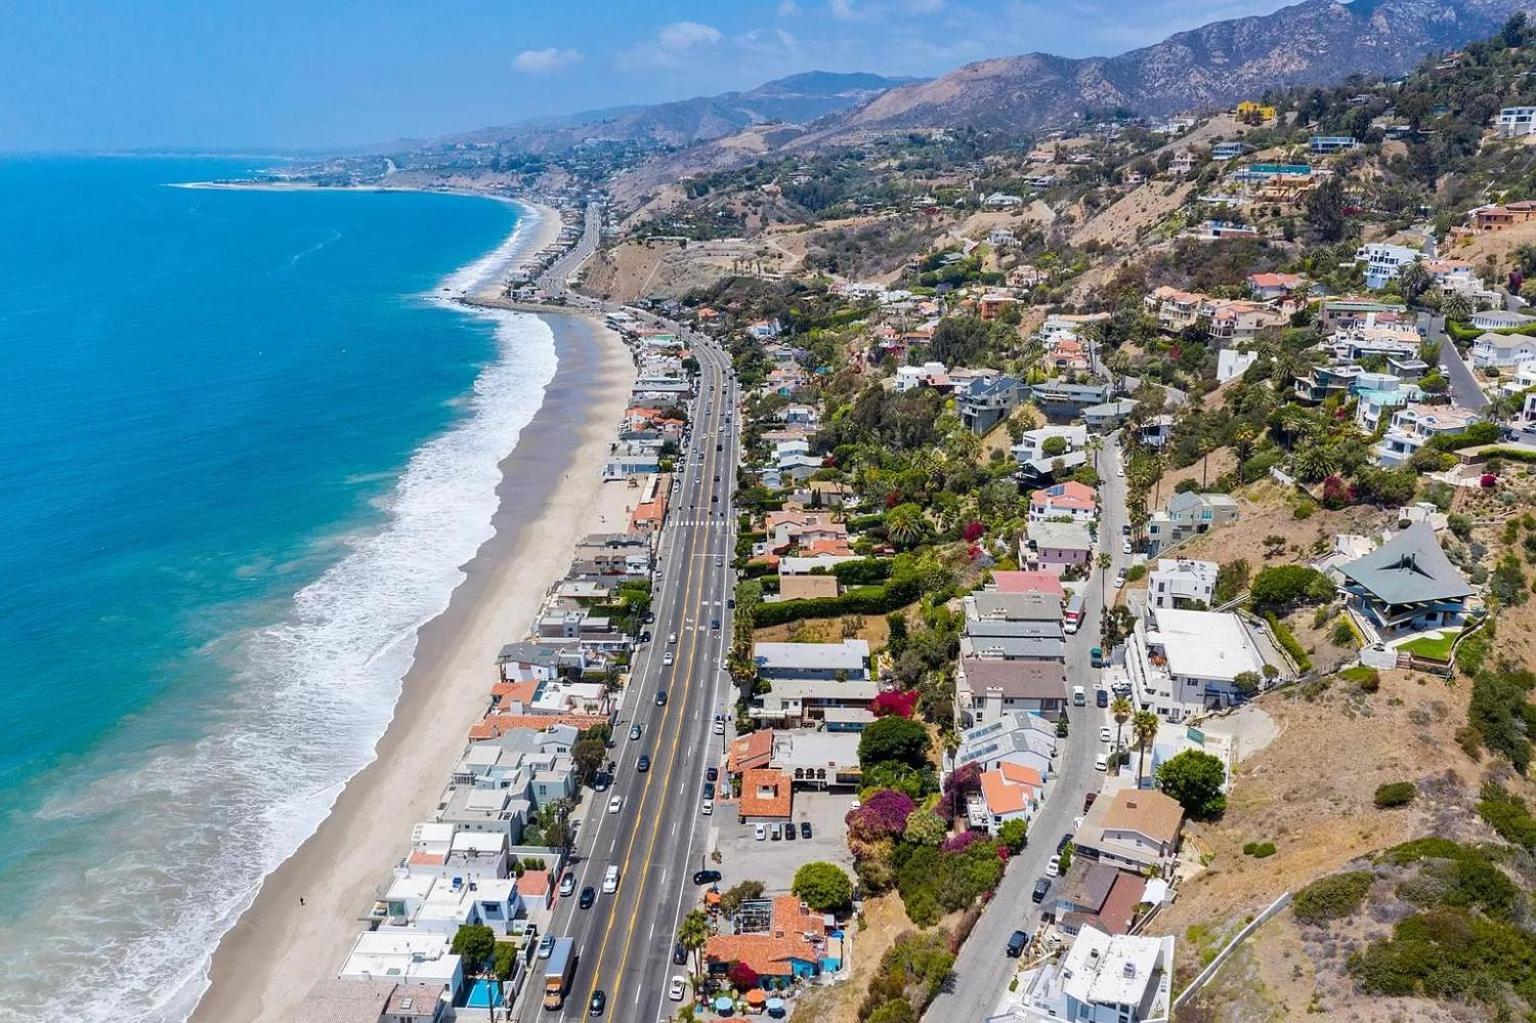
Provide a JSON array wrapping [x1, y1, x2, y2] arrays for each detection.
[[884, 504, 925, 547], [1132, 710, 1161, 784], [1442, 290, 1472, 325], [1111, 696, 1132, 751], [1292, 441, 1341, 483], [678, 909, 710, 982], [1397, 259, 1430, 303]]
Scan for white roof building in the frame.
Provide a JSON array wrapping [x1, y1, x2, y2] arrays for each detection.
[[1127, 608, 1269, 722], [338, 930, 464, 997], [1147, 559, 1219, 610]]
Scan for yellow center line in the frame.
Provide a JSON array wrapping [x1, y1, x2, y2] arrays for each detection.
[[573, 349, 725, 1012]]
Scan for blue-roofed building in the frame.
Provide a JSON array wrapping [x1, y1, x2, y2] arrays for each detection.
[[1338, 523, 1472, 640]]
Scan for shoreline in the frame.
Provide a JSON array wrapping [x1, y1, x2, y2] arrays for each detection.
[[189, 306, 634, 1023]]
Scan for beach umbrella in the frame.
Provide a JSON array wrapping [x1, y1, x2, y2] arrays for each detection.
[[745, 988, 767, 1011], [714, 994, 735, 1015], [766, 997, 786, 1018]]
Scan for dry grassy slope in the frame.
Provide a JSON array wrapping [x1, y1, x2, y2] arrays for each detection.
[[1073, 181, 1195, 248]]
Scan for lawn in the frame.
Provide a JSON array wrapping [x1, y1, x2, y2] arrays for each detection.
[[1398, 629, 1458, 663]]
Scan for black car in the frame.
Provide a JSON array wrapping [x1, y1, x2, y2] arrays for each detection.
[[706, 766, 718, 782], [589, 990, 606, 1017], [637, 755, 651, 773], [1032, 878, 1051, 904], [1007, 930, 1030, 957], [710, 618, 721, 630], [714, 474, 721, 481], [800, 821, 812, 839], [644, 611, 656, 623], [639, 630, 652, 644], [711, 495, 718, 503], [656, 690, 668, 706], [784, 823, 797, 841], [673, 942, 688, 965], [693, 869, 722, 885], [726, 598, 735, 609], [592, 771, 610, 791], [579, 886, 596, 909], [1057, 832, 1074, 854], [1095, 688, 1109, 708], [703, 782, 715, 799]]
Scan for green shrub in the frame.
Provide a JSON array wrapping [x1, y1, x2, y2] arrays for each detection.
[[1293, 501, 1315, 520], [1373, 782, 1416, 808], [1250, 565, 1335, 614], [1477, 782, 1536, 850], [1292, 870, 1373, 924], [1341, 665, 1380, 692], [1124, 563, 1147, 583], [1243, 841, 1277, 858], [1265, 613, 1312, 672]]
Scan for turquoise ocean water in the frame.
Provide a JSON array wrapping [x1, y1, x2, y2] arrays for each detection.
[[0, 157, 557, 1021]]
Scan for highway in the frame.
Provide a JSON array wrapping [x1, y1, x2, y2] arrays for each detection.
[[922, 434, 1129, 1023], [508, 203, 742, 1021]]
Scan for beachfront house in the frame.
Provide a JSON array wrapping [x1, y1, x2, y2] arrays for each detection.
[[1016, 926, 1174, 1023]]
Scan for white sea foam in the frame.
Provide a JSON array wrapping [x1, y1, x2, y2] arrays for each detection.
[[0, 214, 558, 1023]]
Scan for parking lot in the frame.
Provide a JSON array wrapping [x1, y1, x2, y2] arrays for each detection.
[[711, 791, 858, 892]]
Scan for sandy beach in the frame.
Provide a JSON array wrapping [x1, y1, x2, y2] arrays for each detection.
[[189, 302, 634, 1022]]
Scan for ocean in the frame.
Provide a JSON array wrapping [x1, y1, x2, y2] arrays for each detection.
[[0, 156, 557, 1021]]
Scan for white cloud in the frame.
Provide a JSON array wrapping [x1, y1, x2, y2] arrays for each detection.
[[830, 0, 860, 18], [657, 20, 724, 51], [511, 47, 583, 73], [736, 27, 802, 56], [777, 0, 800, 14]]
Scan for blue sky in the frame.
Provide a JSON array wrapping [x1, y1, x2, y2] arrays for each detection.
[[1, 0, 1293, 151]]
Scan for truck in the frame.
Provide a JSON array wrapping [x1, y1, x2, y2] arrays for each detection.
[[1063, 592, 1085, 634], [542, 937, 576, 1010]]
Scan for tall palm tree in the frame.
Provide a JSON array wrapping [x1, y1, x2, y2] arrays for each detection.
[[1397, 259, 1430, 303], [678, 909, 710, 983], [884, 504, 925, 547], [1111, 696, 1133, 751], [1132, 710, 1161, 784], [1442, 290, 1472, 324]]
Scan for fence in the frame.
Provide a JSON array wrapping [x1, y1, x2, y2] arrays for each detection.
[[1170, 891, 1292, 1012]]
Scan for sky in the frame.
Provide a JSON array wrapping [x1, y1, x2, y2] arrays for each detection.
[[0, 0, 1296, 152]]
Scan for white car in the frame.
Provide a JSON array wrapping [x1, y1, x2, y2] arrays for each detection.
[[1122, 539, 1132, 555], [701, 798, 714, 815], [1045, 855, 1061, 878], [1094, 754, 1108, 772], [1113, 571, 1126, 589], [559, 872, 576, 897], [713, 717, 725, 735], [850, 797, 861, 811], [754, 823, 767, 841], [1116, 465, 1125, 477], [537, 934, 555, 959], [608, 795, 623, 814], [669, 976, 688, 1001], [663, 652, 674, 666]]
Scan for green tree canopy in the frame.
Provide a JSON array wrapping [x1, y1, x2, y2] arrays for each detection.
[[858, 715, 933, 771], [792, 861, 855, 912], [450, 924, 496, 971], [1156, 749, 1228, 820], [1249, 564, 1334, 614]]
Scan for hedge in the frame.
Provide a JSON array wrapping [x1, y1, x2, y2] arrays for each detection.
[[754, 574, 925, 627], [1447, 318, 1536, 343], [1264, 612, 1313, 673], [832, 558, 894, 586]]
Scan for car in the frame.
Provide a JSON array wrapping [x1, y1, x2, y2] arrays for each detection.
[[727, 598, 735, 609], [1057, 832, 1075, 854], [710, 618, 721, 630], [703, 782, 716, 799], [713, 717, 725, 735], [1032, 878, 1051, 903], [1090, 646, 1104, 668], [637, 755, 651, 773], [713, 474, 721, 482], [850, 797, 861, 811], [701, 798, 713, 815], [662, 652, 674, 666], [1096, 688, 1109, 708], [800, 821, 812, 839], [630, 723, 642, 740], [559, 872, 576, 897], [644, 611, 656, 623], [592, 771, 610, 791], [669, 976, 688, 1002], [579, 885, 596, 909], [673, 942, 688, 965], [668, 633, 677, 644], [537, 933, 556, 958], [1116, 465, 1125, 478], [715, 558, 724, 567], [706, 766, 718, 782], [716, 443, 723, 451], [1045, 855, 1061, 878], [602, 865, 619, 893], [771, 823, 783, 840], [1121, 522, 1131, 535], [589, 990, 606, 1017], [1007, 930, 1031, 957], [1099, 726, 1113, 743], [639, 630, 652, 644], [711, 495, 718, 503], [1113, 571, 1126, 589], [693, 869, 722, 885], [1094, 754, 1108, 772], [608, 795, 623, 814], [1072, 685, 1086, 706], [656, 689, 668, 705], [754, 823, 767, 841], [1122, 539, 1132, 555], [784, 822, 797, 841]]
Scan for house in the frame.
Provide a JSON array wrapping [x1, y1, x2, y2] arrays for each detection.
[[956, 657, 1069, 726], [1029, 481, 1097, 523], [339, 931, 464, 1000], [955, 712, 1058, 777], [762, 511, 847, 552], [296, 979, 448, 1023], [1053, 861, 1149, 936], [1216, 349, 1258, 382], [1319, 297, 1408, 332], [1470, 200, 1536, 231], [959, 375, 1025, 434], [1147, 559, 1219, 610], [1309, 134, 1358, 153], [739, 767, 794, 821], [961, 618, 1066, 662], [969, 761, 1044, 834], [704, 895, 829, 981], [1144, 491, 1238, 552], [1472, 331, 1536, 369], [894, 361, 949, 392], [1031, 379, 1111, 420], [1471, 309, 1536, 331], [1144, 286, 1206, 333], [1168, 149, 1196, 177], [965, 589, 1065, 624], [1354, 377, 1423, 433], [1338, 522, 1472, 640], [1013, 424, 1088, 463], [1498, 106, 1536, 137], [1076, 787, 1185, 876], [1128, 607, 1268, 721], [1211, 141, 1246, 160], [769, 729, 863, 789], [984, 192, 1025, 208], [749, 678, 878, 730], [1207, 300, 1287, 344], [1016, 926, 1174, 1023], [1079, 398, 1136, 431], [1375, 403, 1479, 467], [1354, 243, 1421, 289], [754, 639, 868, 682], [1021, 520, 1094, 570], [1190, 220, 1261, 241], [989, 570, 1067, 602], [495, 642, 582, 684]]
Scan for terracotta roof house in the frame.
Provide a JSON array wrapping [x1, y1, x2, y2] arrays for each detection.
[[704, 895, 829, 980], [727, 730, 775, 774], [989, 570, 1066, 601], [739, 767, 793, 819], [1029, 481, 1098, 523]]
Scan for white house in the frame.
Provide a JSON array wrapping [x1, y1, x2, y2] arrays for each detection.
[[1499, 106, 1536, 138], [1147, 559, 1218, 610], [339, 931, 464, 999], [1017, 926, 1174, 1023], [1471, 331, 1536, 370], [1127, 607, 1268, 722], [1375, 403, 1479, 467], [1354, 243, 1421, 289], [1013, 424, 1087, 462]]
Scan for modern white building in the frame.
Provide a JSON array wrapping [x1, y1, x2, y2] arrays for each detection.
[[1499, 106, 1536, 138], [1015, 926, 1174, 1023], [1146, 559, 1219, 610], [1354, 243, 1421, 289], [1471, 331, 1536, 370], [1127, 607, 1268, 722], [338, 930, 464, 998], [1375, 403, 1479, 467]]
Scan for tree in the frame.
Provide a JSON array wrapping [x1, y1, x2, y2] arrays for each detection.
[[1041, 435, 1069, 458], [718, 880, 765, 918], [1132, 710, 1161, 783], [793, 861, 855, 912], [1233, 671, 1262, 698], [450, 924, 496, 973], [997, 817, 1028, 852], [884, 502, 927, 548], [1292, 441, 1340, 483], [1305, 175, 1348, 243], [678, 909, 710, 979], [1397, 259, 1430, 303], [903, 808, 947, 846], [572, 737, 606, 782], [1111, 695, 1132, 750], [1442, 290, 1472, 324], [858, 715, 932, 771], [1156, 749, 1228, 819], [1250, 565, 1334, 613]]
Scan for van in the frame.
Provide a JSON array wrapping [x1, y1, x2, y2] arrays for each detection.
[[1031, 878, 1050, 904], [1072, 685, 1086, 706], [602, 865, 620, 894]]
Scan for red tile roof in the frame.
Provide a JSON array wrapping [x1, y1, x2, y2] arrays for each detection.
[[990, 571, 1065, 600], [728, 730, 775, 774], [738, 768, 793, 818]]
